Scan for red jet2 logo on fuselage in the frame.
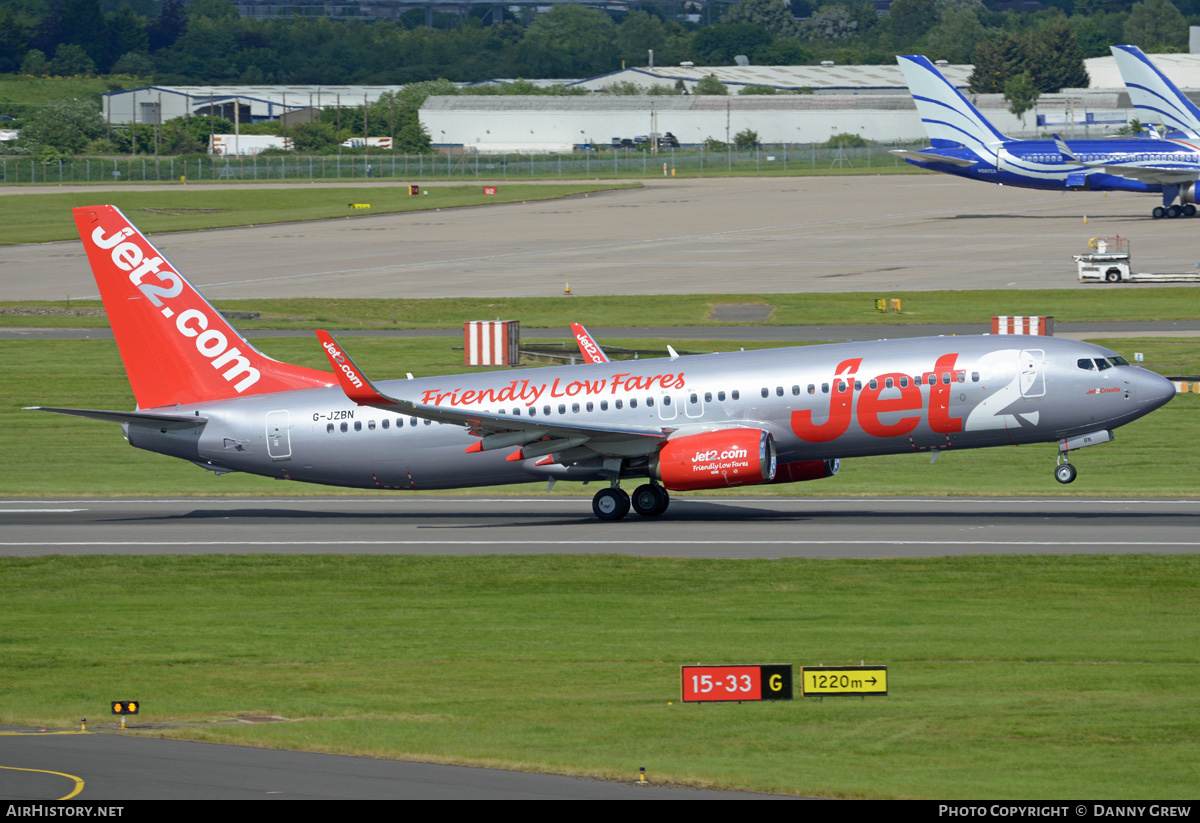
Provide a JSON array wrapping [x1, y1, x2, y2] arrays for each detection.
[[792, 354, 965, 442]]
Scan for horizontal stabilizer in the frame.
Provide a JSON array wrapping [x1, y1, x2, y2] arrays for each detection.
[[27, 406, 207, 429], [889, 149, 976, 168]]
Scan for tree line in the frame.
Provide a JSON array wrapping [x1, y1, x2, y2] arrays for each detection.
[[1, 0, 1196, 158]]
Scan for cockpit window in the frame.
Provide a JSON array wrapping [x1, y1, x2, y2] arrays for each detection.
[[1095, 358, 1112, 371], [1077, 358, 1095, 371], [1111, 355, 1129, 366]]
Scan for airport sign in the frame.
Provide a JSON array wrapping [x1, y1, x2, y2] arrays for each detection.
[[680, 665, 792, 703], [801, 666, 887, 697]]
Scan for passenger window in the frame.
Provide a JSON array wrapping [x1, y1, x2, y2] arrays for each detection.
[[837, 381, 847, 392], [382, 419, 389, 429], [776, 387, 784, 397], [956, 371, 965, 383], [424, 419, 431, 426], [586, 402, 593, 412], [718, 391, 726, 401], [572, 403, 579, 413], [354, 421, 362, 431], [529, 407, 537, 416], [854, 380, 862, 391], [885, 378, 893, 389], [807, 384, 815, 395], [941, 373, 951, 384], [558, 404, 565, 414], [327, 423, 334, 433], [869, 379, 878, 390], [513, 408, 521, 416], [601, 400, 608, 411], [821, 383, 829, 393], [971, 372, 979, 382], [340, 422, 347, 432], [761, 388, 769, 398], [368, 420, 376, 430], [792, 385, 800, 396], [544, 405, 551, 415], [731, 390, 740, 400], [630, 398, 638, 408], [647, 397, 654, 407], [900, 377, 908, 388]]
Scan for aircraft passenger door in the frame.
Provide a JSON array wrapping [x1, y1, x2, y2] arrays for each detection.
[[266, 410, 292, 461], [658, 391, 678, 422], [684, 388, 705, 419], [1019, 350, 1046, 398]]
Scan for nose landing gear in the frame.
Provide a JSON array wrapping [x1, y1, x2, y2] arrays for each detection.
[[1054, 452, 1077, 484]]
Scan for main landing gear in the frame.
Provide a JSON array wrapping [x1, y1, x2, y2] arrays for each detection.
[[1054, 452, 1078, 484], [1152, 204, 1197, 219], [591, 482, 670, 520]]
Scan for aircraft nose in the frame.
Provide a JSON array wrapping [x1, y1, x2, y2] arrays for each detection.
[[1137, 369, 1177, 410]]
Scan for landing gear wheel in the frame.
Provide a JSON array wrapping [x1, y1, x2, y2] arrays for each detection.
[[1054, 463, 1077, 484], [1167, 205, 1182, 218], [1186, 204, 1197, 217], [631, 484, 670, 517], [592, 487, 631, 521], [1153, 206, 1166, 219]]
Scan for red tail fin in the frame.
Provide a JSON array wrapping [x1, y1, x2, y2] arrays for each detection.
[[73, 205, 331, 409]]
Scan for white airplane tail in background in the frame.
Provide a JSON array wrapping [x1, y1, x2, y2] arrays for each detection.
[[1111, 45, 1200, 139], [897, 55, 1010, 157]]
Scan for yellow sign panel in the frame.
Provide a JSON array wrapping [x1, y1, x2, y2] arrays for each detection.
[[801, 666, 887, 697]]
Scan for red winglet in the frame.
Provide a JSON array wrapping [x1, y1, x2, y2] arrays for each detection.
[[505, 448, 526, 462], [534, 455, 555, 466], [465, 441, 484, 454], [315, 330, 394, 406], [570, 323, 610, 364]]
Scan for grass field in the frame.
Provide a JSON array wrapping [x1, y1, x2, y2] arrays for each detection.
[[2, 553, 1198, 798], [6, 290, 1200, 330], [3, 336, 1196, 498], [0, 183, 640, 245]]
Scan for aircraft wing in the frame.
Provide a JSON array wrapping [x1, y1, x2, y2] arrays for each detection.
[[889, 149, 976, 168], [1053, 133, 1200, 185], [315, 331, 668, 461]]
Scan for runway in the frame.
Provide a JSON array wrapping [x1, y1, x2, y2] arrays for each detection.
[[3, 497, 1197, 558], [5, 176, 1198, 301]]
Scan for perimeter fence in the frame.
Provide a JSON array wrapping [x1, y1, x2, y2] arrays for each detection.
[[0, 141, 930, 184]]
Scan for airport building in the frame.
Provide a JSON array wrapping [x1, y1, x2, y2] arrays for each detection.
[[102, 85, 404, 126], [98, 52, 1200, 153]]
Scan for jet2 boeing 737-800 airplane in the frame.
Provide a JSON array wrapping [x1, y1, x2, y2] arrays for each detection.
[[31, 206, 1175, 520], [893, 53, 1200, 219]]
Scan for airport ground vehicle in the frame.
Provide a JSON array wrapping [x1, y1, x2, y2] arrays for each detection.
[[1075, 237, 1200, 282], [30, 206, 1177, 520]]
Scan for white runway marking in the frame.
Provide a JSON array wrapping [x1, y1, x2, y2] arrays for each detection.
[[0, 509, 88, 513], [4, 540, 1199, 548]]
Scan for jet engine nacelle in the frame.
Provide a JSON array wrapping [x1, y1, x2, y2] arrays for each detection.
[[650, 428, 776, 491], [770, 458, 840, 484], [1181, 182, 1200, 206]]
